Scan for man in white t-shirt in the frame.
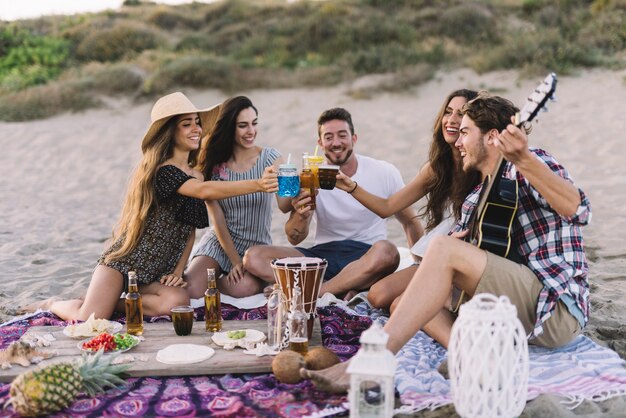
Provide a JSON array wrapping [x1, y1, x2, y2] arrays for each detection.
[[244, 107, 423, 298]]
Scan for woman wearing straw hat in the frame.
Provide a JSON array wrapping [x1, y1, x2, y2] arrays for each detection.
[[185, 96, 292, 299], [30, 92, 279, 321]]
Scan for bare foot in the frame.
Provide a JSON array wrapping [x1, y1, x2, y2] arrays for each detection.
[[300, 360, 350, 393], [19, 297, 61, 313]]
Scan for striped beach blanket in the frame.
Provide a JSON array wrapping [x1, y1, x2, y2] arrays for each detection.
[[318, 296, 626, 415], [392, 324, 626, 415]]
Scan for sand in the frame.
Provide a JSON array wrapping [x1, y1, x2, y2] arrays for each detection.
[[1, 68, 625, 416]]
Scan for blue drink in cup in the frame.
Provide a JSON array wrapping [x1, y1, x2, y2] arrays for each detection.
[[277, 163, 300, 197]]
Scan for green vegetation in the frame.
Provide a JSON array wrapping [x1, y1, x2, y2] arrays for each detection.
[[0, 0, 624, 121]]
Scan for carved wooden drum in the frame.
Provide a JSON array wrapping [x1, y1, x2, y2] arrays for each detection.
[[270, 257, 327, 338]]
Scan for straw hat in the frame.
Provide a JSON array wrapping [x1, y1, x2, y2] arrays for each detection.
[[141, 92, 221, 153]]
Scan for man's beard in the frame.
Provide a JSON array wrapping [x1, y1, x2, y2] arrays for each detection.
[[463, 141, 488, 173], [325, 148, 353, 166]]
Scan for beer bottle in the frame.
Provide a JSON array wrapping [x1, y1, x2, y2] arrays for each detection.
[[204, 268, 222, 332], [125, 271, 144, 336], [288, 285, 308, 356], [300, 152, 316, 210]]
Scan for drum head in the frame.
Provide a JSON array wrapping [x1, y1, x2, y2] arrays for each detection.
[[271, 257, 327, 268]]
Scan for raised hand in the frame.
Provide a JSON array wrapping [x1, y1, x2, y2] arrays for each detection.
[[335, 170, 355, 192], [258, 166, 279, 193], [291, 188, 315, 217], [495, 116, 532, 165]]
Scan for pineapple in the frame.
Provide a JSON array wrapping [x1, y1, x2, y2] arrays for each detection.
[[7, 350, 130, 417]]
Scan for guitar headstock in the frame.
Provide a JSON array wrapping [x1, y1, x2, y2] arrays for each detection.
[[517, 72, 557, 126]]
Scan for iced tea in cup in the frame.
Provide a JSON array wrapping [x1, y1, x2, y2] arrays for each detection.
[[318, 165, 339, 190], [307, 155, 325, 189], [171, 306, 194, 336]]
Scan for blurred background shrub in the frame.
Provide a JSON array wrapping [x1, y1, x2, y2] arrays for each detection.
[[0, 0, 624, 121]]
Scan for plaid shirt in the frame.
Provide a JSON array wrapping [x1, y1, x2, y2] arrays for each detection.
[[451, 148, 591, 337]]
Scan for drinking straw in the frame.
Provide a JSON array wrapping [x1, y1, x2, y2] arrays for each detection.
[[287, 153, 291, 164], [314, 145, 319, 156]]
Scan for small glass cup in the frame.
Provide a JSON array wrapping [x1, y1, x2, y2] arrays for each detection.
[[171, 305, 194, 336], [317, 165, 339, 190], [307, 155, 325, 189]]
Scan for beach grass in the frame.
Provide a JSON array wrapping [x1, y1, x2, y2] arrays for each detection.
[[0, 0, 624, 121]]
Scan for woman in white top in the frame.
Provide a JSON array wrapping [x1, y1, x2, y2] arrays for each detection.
[[336, 89, 479, 315]]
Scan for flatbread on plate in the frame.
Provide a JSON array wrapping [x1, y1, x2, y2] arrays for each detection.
[[156, 344, 215, 365], [63, 313, 123, 338]]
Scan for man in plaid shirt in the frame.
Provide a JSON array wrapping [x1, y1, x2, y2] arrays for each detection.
[[303, 92, 590, 393]]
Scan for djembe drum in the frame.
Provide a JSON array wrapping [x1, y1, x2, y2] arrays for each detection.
[[270, 257, 327, 339]]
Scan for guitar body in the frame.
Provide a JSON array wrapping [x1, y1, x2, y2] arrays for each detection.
[[475, 176, 518, 257]]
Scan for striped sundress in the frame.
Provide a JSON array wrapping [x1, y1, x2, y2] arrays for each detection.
[[192, 147, 280, 272]]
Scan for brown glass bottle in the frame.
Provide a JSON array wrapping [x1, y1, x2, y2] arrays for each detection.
[[204, 268, 222, 332], [300, 152, 316, 210], [125, 271, 144, 336]]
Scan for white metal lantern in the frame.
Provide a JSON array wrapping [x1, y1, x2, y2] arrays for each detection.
[[448, 293, 529, 418], [347, 321, 397, 418]]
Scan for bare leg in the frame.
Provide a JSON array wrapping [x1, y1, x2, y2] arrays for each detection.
[[140, 282, 190, 317], [218, 273, 266, 298], [384, 236, 485, 353], [243, 245, 305, 282], [49, 265, 124, 321], [304, 236, 487, 392], [391, 294, 455, 347], [320, 240, 399, 298], [368, 264, 418, 309], [185, 256, 223, 299]]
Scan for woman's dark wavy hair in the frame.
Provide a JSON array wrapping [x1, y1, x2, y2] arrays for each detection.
[[198, 96, 258, 179], [422, 89, 480, 231]]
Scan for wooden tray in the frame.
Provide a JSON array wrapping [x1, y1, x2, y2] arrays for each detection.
[[0, 319, 321, 382]]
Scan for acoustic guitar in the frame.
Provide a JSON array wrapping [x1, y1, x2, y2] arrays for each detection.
[[451, 73, 557, 312], [469, 72, 558, 256]]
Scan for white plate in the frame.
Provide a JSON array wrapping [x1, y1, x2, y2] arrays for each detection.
[[156, 344, 215, 365], [78, 334, 139, 354], [63, 321, 123, 339], [211, 329, 266, 347]]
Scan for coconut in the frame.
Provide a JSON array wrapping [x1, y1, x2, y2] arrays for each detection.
[[304, 347, 340, 371], [272, 350, 305, 384]]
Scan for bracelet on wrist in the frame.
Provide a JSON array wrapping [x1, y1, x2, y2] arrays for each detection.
[[348, 182, 358, 194]]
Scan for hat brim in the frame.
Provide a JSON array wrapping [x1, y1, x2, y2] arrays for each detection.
[[140, 102, 221, 153]]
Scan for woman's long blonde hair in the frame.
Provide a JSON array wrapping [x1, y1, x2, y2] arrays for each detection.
[[105, 114, 201, 263]]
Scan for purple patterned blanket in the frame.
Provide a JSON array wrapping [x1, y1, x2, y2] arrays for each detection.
[[0, 305, 371, 417]]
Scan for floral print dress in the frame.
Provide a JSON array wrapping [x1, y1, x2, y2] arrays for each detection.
[[99, 165, 209, 286]]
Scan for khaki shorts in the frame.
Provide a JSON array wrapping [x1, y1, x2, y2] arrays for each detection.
[[475, 251, 581, 348]]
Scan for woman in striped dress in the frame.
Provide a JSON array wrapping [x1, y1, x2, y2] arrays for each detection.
[[185, 96, 292, 298]]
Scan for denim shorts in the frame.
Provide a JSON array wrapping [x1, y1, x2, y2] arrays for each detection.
[[297, 240, 371, 281]]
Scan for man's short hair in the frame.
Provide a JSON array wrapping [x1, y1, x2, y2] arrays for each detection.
[[462, 92, 520, 134], [317, 107, 355, 137]]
